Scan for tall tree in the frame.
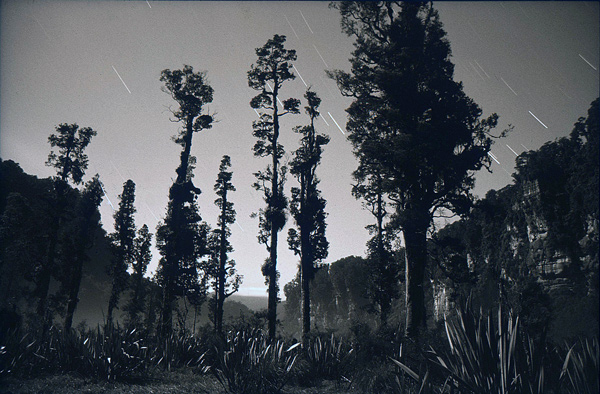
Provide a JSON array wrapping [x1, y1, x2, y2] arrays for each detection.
[[156, 65, 213, 338], [0, 193, 48, 324], [248, 34, 300, 339], [45, 123, 97, 330], [0, 161, 55, 329], [329, 2, 502, 338], [107, 180, 137, 326], [62, 175, 103, 331], [287, 89, 330, 343], [210, 155, 242, 334], [353, 163, 400, 326], [125, 224, 152, 329]]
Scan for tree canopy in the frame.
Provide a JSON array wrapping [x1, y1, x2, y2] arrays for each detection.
[[248, 34, 300, 339], [329, 1, 502, 337]]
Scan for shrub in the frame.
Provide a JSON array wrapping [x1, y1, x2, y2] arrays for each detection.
[[211, 329, 299, 394], [560, 337, 599, 394], [0, 325, 152, 381], [295, 333, 353, 386], [429, 304, 550, 393]]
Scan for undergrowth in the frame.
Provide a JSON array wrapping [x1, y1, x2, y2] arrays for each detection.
[[1, 307, 597, 393]]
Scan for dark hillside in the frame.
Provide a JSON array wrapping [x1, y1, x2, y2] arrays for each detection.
[[430, 99, 599, 341]]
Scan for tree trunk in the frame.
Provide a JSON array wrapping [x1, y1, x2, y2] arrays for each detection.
[[160, 282, 174, 338], [300, 176, 311, 344], [130, 273, 144, 326], [37, 184, 65, 333], [267, 81, 280, 341], [35, 265, 52, 322], [64, 255, 84, 331], [301, 257, 310, 343], [106, 286, 118, 327], [160, 117, 194, 339], [267, 263, 278, 339], [376, 185, 388, 327], [145, 284, 157, 336], [403, 212, 429, 338], [176, 117, 194, 184]]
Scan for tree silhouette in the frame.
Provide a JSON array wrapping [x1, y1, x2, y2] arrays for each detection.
[[0, 192, 50, 328], [107, 180, 136, 327], [62, 175, 103, 331], [354, 163, 400, 327], [45, 123, 97, 331], [156, 65, 213, 338], [329, 2, 502, 338], [125, 224, 152, 329], [248, 34, 300, 339], [287, 89, 329, 343], [209, 155, 242, 334], [0, 160, 55, 333], [46, 124, 97, 186]]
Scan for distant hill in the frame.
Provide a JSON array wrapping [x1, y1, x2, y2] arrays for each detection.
[[227, 294, 268, 312]]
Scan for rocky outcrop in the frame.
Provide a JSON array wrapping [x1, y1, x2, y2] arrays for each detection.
[[431, 98, 599, 333]]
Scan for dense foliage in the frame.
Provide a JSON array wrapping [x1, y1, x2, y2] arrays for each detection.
[[287, 89, 330, 342], [430, 99, 599, 341], [107, 180, 137, 326], [0, 2, 597, 391], [329, 1, 503, 338], [208, 155, 242, 335], [156, 65, 214, 338]]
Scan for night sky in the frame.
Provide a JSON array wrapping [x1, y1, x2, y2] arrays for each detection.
[[1, 1, 598, 296]]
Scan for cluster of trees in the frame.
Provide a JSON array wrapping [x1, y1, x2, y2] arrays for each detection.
[[280, 97, 598, 342], [0, 124, 103, 334], [245, 1, 506, 341], [429, 98, 599, 341], [327, 2, 503, 338], [247, 35, 333, 342], [0, 33, 334, 340], [2, 1, 596, 347], [283, 255, 403, 336]]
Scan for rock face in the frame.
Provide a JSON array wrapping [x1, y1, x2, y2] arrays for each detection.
[[520, 177, 598, 294], [430, 99, 599, 339]]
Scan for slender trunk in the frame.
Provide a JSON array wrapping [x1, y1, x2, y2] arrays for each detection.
[[37, 213, 58, 320], [376, 186, 389, 327], [65, 205, 97, 331], [301, 256, 310, 343], [145, 285, 157, 336], [267, 260, 278, 339], [64, 253, 84, 331], [37, 182, 65, 332], [35, 265, 52, 321], [300, 118, 317, 344], [107, 250, 123, 327], [131, 272, 144, 326], [193, 304, 198, 335], [212, 296, 218, 332], [107, 296, 115, 327], [107, 286, 118, 327], [300, 178, 311, 344], [267, 81, 280, 340], [176, 117, 194, 184], [403, 212, 429, 338], [160, 238, 176, 338]]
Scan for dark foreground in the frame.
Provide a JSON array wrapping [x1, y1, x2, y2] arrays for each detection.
[[1, 373, 350, 394]]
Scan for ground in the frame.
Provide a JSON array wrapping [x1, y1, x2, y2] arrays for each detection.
[[0, 373, 352, 394]]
